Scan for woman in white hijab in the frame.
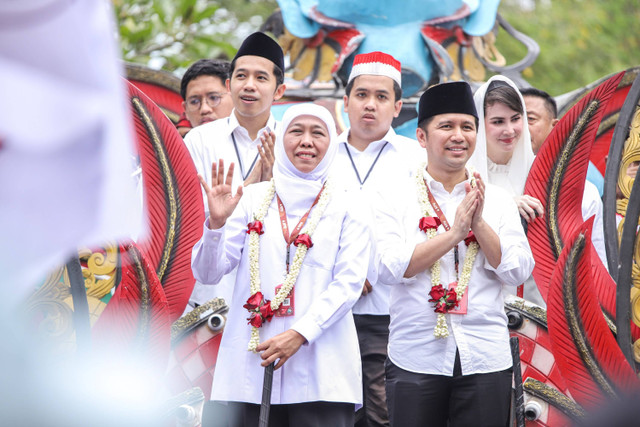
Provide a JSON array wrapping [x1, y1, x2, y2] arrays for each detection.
[[467, 75, 543, 223], [191, 103, 370, 426]]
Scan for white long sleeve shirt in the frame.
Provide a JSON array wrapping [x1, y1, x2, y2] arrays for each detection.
[[183, 111, 278, 310], [331, 128, 425, 315], [191, 181, 370, 405], [375, 170, 534, 376], [183, 111, 278, 201]]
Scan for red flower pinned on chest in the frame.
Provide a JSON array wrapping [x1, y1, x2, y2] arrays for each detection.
[[247, 220, 264, 235], [464, 231, 477, 246], [419, 216, 441, 233], [293, 233, 313, 248], [244, 291, 274, 327], [428, 283, 459, 313]]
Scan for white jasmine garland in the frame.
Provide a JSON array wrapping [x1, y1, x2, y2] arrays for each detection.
[[247, 178, 332, 351], [415, 163, 480, 338]]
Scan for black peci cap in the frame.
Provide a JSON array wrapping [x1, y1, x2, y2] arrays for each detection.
[[418, 81, 478, 124], [233, 32, 284, 71]]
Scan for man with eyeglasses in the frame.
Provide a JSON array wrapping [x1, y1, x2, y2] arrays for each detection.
[[178, 59, 234, 137]]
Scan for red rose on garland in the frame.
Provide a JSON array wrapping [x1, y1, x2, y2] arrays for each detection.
[[259, 302, 275, 321], [244, 292, 274, 327], [419, 216, 441, 233], [247, 220, 264, 235], [464, 231, 477, 246], [434, 301, 448, 313], [445, 288, 458, 307], [294, 233, 313, 248], [429, 284, 459, 313], [428, 284, 446, 302], [243, 291, 264, 310], [248, 313, 263, 328]]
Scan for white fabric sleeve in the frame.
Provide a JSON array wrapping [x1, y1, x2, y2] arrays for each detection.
[[191, 196, 249, 284], [291, 198, 372, 344], [372, 185, 417, 286], [484, 193, 535, 286]]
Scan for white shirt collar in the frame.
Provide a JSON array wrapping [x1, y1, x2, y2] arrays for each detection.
[[422, 167, 472, 195], [227, 110, 276, 139], [337, 127, 399, 152]]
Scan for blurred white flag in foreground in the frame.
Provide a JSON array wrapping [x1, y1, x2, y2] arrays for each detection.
[[0, 3, 163, 426], [0, 0, 144, 307]]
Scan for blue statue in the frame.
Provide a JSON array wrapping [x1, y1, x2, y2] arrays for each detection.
[[268, 0, 537, 96]]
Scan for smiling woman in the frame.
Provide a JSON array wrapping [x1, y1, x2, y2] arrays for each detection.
[[191, 101, 370, 425], [283, 115, 332, 174], [467, 75, 543, 224]]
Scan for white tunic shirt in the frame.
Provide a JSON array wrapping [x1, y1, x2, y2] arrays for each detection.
[[191, 181, 370, 405], [183, 111, 278, 309], [183, 110, 279, 208], [331, 128, 425, 315], [375, 170, 534, 375]]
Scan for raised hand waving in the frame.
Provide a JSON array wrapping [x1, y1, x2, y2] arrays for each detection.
[[198, 159, 243, 229]]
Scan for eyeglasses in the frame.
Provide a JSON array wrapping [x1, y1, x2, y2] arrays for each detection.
[[186, 92, 227, 111]]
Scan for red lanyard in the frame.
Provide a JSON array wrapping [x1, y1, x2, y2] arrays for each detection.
[[276, 184, 325, 272], [424, 179, 459, 279]]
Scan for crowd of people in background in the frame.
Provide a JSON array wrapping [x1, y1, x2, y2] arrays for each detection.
[[176, 31, 606, 427]]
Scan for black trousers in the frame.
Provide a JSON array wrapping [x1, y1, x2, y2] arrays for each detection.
[[354, 314, 390, 427], [385, 354, 512, 427], [204, 400, 355, 427]]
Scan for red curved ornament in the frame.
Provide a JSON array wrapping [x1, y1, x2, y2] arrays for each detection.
[[125, 63, 184, 125], [127, 80, 205, 322], [92, 241, 171, 362], [525, 72, 624, 301], [547, 220, 639, 409]]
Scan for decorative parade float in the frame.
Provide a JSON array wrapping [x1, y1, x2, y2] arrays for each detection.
[[25, 1, 640, 425]]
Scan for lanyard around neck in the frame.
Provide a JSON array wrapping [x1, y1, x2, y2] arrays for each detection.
[[344, 141, 389, 186], [276, 183, 325, 272], [229, 119, 276, 181]]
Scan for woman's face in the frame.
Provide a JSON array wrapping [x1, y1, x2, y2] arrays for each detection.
[[484, 101, 523, 164], [283, 115, 331, 173]]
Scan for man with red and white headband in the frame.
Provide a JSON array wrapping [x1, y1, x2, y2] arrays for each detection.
[[375, 81, 534, 427], [331, 51, 423, 427]]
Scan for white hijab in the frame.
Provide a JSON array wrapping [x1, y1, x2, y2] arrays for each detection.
[[467, 75, 534, 196], [273, 103, 338, 218]]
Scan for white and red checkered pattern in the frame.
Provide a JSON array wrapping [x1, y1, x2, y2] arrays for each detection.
[[166, 324, 224, 401]]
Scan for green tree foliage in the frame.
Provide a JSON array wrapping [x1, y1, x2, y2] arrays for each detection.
[[498, 0, 640, 95], [114, 0, 639, 95], [113, 0, 277, 72]]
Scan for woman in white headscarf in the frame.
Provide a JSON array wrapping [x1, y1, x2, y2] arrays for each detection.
[[191, 103, 370, 426], [467, 75, 543, 223]]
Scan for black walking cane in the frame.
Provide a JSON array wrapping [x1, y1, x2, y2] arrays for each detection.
[[510, 337, 525, 427], [258, 362, 275, 427]]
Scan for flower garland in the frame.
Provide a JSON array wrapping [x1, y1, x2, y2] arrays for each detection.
[[415, 163, 480, 338], [245, 178, 332, 351]]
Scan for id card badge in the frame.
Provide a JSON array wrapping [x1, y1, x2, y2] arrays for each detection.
[[448, 286, 468, 315], [274, 285, 295, 316]]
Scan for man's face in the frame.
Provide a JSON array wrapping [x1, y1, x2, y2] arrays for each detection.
[[418, 113, 477, 175], [343, 75, 402, 143], [183, 75, 234, 127], [523, 95, 558, 154], [227, 55, 285, 122]]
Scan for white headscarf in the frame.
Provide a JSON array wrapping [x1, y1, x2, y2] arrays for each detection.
[[273, 103, 338, 218], [467, 75, 534, 196]]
